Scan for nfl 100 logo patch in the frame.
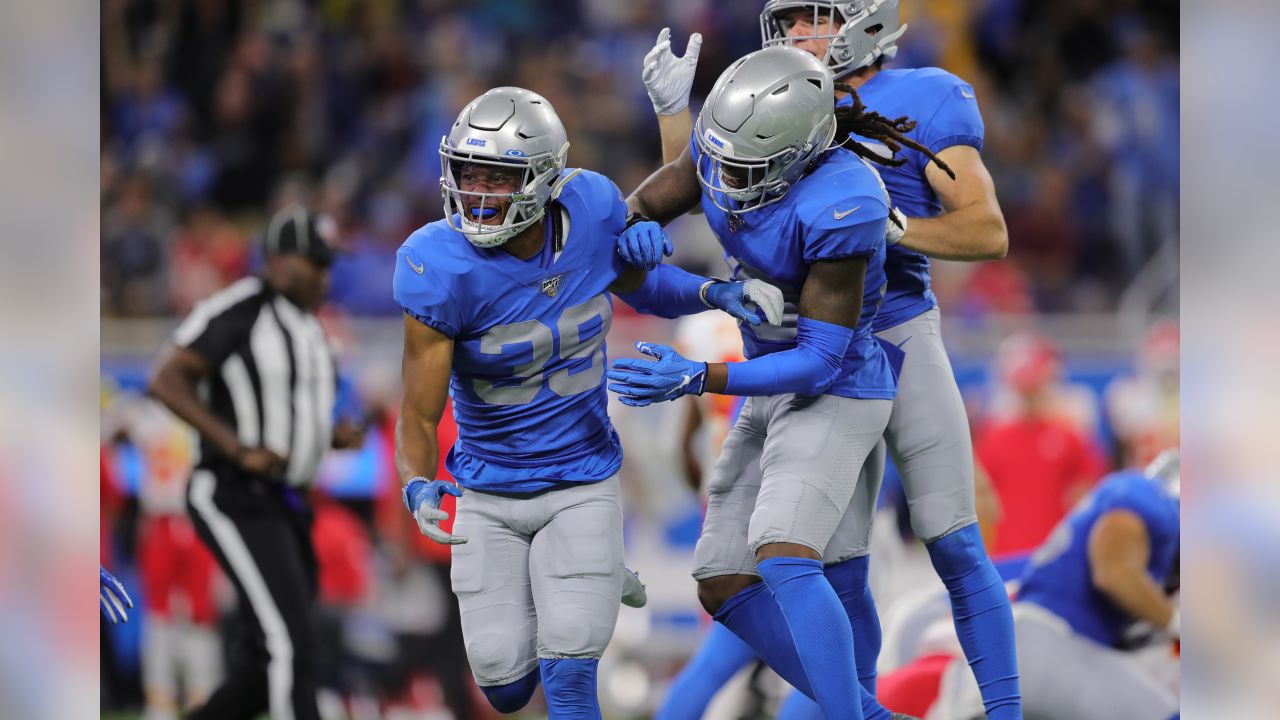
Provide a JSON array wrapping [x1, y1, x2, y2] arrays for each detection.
[[540, 274, 564, 298]]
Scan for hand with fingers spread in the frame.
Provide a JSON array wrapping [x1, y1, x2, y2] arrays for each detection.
[[618, 217, 673, 270], [403, 478, 467, 545], [703, 279, 785, 327], [100, 565, 134, 624], [642, 27, 703, 116], [608, 342, 708, 407]]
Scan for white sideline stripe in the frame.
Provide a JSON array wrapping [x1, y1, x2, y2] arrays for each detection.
[[189, 470, 295, 720], [222, 353, 260, 447], [173, 277, 262, 347]]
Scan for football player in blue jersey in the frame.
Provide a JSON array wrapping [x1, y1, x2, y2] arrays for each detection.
[[641, 3, 1020, 717], [1000, 450, 1180, 720], [610, 46, 943, 720], [393, 86, 784, 720]]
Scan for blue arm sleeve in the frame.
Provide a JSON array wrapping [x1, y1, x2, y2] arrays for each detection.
[[722, 317, 853, 396], [616, 263, 711, 319], [917, 81, 985, 158]]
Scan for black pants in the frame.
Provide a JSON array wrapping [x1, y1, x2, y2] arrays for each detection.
[[185, 465, 320, 720]]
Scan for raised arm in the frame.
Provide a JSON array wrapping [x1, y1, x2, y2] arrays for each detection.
[[896, 145, 1008, 261], [641, 27, 701, 166]]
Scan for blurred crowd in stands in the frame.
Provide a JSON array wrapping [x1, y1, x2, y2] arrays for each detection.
[[101, 0, 1178, 319], [101, 1, 1179, 716]]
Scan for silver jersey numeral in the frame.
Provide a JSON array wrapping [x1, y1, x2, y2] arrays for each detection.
[[473, 294, 613, 405]]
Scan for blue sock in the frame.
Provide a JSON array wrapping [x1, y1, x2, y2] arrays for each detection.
[[927, 523, 1022, 719], [656, 623, 757, 720], [758, 556, 864, 720], [826, 555, 882, 694], [715, 580, 891, 720], [777, 689, 825, 720], [539, 658, 600, 720], [481, 668, 540, 713]]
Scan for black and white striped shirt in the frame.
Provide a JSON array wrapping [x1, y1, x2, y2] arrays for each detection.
[[172, 276, 336, 487]]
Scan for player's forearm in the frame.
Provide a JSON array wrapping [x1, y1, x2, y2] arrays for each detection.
[[898, 204, 1008, 261], [615, 263, 712, 319], [394, 414, 439, 485], [658, 110, 694, 165], [1092, 567, 1176, 629], [147, 363, 241, 458], [703, 317, 851, 397]]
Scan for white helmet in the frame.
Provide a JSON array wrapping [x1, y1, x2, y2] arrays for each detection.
[[439, 87, 569, 248], [694, 46, 837, 215], [761, 0, 907, 78]]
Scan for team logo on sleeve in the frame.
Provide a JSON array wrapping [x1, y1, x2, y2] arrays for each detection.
[[540, 274, 564, 298]]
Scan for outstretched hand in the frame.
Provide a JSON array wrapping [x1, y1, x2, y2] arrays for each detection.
[[608, 342, 707, 407]]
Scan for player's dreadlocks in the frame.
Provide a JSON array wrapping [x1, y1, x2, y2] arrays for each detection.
[[832, 82, 956, 182]]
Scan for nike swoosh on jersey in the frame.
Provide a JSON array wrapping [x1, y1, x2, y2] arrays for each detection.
[[961, 88, 976, 99], [406, 255, 425, 274], [833, 206, 861, 220]]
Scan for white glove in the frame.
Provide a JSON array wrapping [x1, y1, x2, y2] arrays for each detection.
[[642, 27, 702, 116], [403, 478, 468, 545], [886, 207, 908, 245], [742, 279, 785, 326]]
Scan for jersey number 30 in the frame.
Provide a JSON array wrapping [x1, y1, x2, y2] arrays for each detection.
[[473, 294, 612, 405]]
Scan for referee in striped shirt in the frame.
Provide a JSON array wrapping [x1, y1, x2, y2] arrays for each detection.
[[148, 206, 359, 720]]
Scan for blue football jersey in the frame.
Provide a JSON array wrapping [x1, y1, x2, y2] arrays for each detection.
[[392, 169, 631, 493], [838, 67, 985, 332], [1018, 470, 1180, 648], [692, 137, 897, 399]]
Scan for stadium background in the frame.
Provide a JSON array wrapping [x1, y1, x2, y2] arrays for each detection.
[[100, 0, 1178, 717]]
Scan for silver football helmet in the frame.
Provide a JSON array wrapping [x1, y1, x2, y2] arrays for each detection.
[[440, 87, 569, 248], [760, 0, 907, 77], [693, 46, 836, 215]]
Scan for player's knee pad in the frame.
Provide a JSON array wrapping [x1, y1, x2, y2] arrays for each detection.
[[481, 668, 540, 714], [466, 630, 530, 685], [538, 605, 612, 658], [925, 522, 991, 584], [539, 657, 600, 719]]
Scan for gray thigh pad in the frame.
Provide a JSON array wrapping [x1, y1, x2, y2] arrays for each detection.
[[876, 308, 978, 541], [692, 399, 766, 580], [528, 477, 624, 660], [748, 394, 892, 556]]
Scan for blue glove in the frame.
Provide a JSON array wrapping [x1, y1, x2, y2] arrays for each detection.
[[607, 342, 707, 407], [618, 219, 673, 270], [703, 279, 785, 327], [402, 478, 467, 545], [100, 565, 133, 624]]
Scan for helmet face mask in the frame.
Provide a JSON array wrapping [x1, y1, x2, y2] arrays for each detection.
[[439, 87, 568, 248], [694, 47, 837, 216], [760, 0, 907, 77]]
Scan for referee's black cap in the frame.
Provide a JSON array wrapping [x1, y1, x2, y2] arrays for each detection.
[[265, 206, 339, 267]]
